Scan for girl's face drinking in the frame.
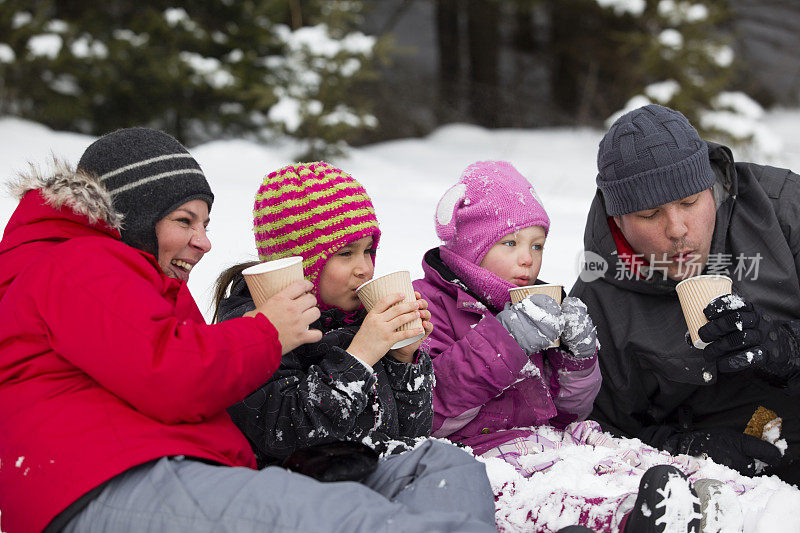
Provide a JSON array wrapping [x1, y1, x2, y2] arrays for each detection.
[[318, 236, 377, 311], [479, 225, 546, 286]]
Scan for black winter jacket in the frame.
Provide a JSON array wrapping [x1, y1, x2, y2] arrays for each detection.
[[570, 142, 800, 484], [219, 275, 434, 467]]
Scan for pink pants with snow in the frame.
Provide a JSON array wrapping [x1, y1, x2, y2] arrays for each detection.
[[483, 421, 707, 532]]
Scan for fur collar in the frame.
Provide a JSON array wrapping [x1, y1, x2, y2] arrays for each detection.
[[6, 158, 122, 230]]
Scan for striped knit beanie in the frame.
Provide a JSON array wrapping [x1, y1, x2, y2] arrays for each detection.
[[253, 161, 381, 301], [78, 127, 213, 256]]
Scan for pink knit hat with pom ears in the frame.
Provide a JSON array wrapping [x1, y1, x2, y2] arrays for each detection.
[[435, 160, 550, 266]]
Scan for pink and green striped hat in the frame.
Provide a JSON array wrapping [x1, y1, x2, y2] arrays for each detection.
[[253, 161, 381, 301]]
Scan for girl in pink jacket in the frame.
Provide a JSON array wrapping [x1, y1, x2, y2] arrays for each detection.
[[413, 161, 704, 533]]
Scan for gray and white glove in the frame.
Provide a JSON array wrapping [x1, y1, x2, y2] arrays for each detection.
[[496, 294, 563, 355], [560, 296, 598, 359]]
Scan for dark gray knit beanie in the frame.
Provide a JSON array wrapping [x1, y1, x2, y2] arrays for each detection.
[[78, 127, 214, 256], [596, 104, 716, 216]]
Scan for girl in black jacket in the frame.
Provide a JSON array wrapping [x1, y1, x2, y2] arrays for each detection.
[[214, 161, 434, 467]]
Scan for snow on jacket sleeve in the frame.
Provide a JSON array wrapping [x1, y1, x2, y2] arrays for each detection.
[[422, 290, 532, 437], [381, 349, 434, 439], [542, 346, 601, 426], [30, 239, 283, 425], [228, 326, 378, 460]]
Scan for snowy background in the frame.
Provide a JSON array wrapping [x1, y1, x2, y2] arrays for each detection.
[[2, 112, 800, 531], [2, 110, 800, 320]]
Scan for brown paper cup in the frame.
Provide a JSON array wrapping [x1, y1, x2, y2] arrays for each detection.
[[508, 284, 563, 348], [356, 271, 424, 350], [675, 275, 733, 349], [509, 284, 563, 305], [242, 256, 304, 308]]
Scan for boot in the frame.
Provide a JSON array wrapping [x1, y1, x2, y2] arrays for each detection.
[[624, 464, 702, 533], [694, 478, 743, 533]]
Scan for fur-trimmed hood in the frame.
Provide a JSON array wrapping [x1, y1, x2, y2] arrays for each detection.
[[0, 159, 125, 300], [7, 158, 123, 230]]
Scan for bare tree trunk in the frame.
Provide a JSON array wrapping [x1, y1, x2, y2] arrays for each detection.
[[436, 0, 461, 122], [467, 0, 499, 127], [289, 0, 303, 30]]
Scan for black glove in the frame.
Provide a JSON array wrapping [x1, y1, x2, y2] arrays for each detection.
[[281, 441, 379, 483], [662, 427, 782, 476], [698, 295, 800, 382]]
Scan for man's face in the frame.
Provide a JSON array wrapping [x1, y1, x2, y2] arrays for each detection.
[[613, 189, 716, 281]]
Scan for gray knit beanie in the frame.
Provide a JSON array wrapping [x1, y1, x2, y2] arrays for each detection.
[[78, 127, 214, 256], [596, 104, 716, 216]]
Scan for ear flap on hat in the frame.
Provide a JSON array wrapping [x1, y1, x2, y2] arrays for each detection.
[[435, 183, 467, 242]]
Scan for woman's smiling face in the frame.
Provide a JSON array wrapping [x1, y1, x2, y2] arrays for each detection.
[[154, 199, 211, 281]]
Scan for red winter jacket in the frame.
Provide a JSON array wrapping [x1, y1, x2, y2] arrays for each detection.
[[0, 168, 283, 532]]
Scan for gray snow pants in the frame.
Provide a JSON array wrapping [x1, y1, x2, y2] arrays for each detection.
[[62, 439, 497, 532]]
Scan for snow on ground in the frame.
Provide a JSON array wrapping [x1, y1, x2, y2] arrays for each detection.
[[2, 111, 800, 531], [480, 428, 800, 532]]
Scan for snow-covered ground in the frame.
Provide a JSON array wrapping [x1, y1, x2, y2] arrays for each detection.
[[2, 111, 800, 532]]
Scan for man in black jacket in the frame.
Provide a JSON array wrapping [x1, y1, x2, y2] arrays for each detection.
[[571, 104, 800, 483]]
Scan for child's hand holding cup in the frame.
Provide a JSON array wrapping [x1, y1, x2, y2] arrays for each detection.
[[350, 271, 426, 365], [508, 283, 563, 348]]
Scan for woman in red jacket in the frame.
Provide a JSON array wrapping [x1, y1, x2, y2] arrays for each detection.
[[0, 128, 495, 533]]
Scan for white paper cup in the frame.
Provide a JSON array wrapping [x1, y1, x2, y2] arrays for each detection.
[[508, 284, 563, 348], [356, 271, 424, 350], [675, 274, 733, 349], [242, 256, 304, 308]]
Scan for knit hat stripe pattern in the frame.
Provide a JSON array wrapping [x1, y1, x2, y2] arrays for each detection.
[[100, 153, 196, 180], [597, 104, 716, 216], [255, 170, 357, 196], [253, 162, 380, 301], [109, 168, 206, 195], [77, 127, 213, 256], [255, 208, 377, 254], [253, 186, 371, 227]]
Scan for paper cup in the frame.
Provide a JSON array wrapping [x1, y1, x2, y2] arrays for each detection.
[[242, 256, 304, 308], [356, 271, 424, 350], [509, 283, 563, 305], [508, 284, 563, 348], [675, 274, 733, 349]]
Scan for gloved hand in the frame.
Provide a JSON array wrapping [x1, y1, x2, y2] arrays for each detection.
[[698, 294, 800, 381], [560, 296, 598, 359], [662, 427, 782, 476], [496, 294, 563, 355]]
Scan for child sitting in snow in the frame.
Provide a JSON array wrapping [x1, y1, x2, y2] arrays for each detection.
[[413, 161, 707, 533], [213, 161, 436, 465], [413, 160, 601, 458]]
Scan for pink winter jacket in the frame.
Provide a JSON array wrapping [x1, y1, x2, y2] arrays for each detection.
[[413, 248, 601, 455]]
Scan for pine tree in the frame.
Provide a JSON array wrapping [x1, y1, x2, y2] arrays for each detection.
[[597, 0, 769, 149], [0, 1, 379, 157]]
